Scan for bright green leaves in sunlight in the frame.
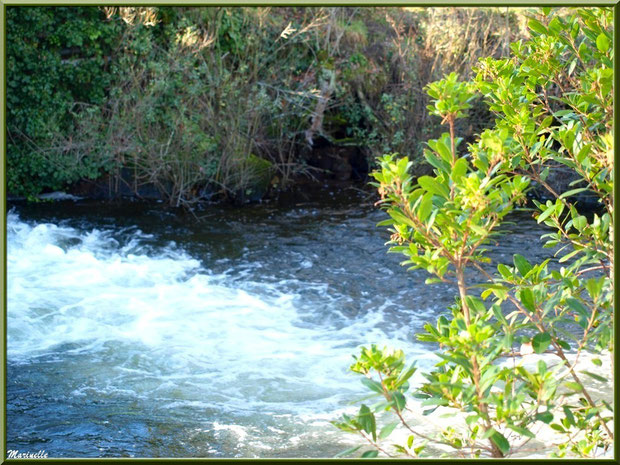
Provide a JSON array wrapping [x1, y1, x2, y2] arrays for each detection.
[[332, 345, 418, 457], [372, 131, 529, 280], [425, 72, 476, 123], [338, 6, 613, 460]]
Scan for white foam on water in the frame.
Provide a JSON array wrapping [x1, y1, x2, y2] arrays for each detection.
[[37, 191, 84, 201], [7, 211, 431, 422]]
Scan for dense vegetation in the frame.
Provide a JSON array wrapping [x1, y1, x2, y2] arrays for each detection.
[[7, 7, 119, 197], [334, 7, 613, 458], [8, 6, 526, 204]]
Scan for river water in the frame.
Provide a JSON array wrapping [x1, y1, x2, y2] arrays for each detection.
[[7, 186, 553, 458]]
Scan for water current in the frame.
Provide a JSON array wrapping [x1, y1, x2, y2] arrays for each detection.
[[7, 187, 554, 457]]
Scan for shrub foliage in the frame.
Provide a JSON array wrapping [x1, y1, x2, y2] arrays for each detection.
[[7, 6, 523, 203], [334, 7, 613, 458]]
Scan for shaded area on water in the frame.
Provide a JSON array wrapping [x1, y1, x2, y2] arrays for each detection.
[[7, 184, 555, 458]]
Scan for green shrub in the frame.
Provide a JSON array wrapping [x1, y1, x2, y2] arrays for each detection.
[[335, 7, 613, 458], [56, 7, 326, 206], [3, 7, 574, 203], [334, 7, 525, 170], [6, 7, 119, 198]]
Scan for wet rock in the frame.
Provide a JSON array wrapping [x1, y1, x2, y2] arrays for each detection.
[[69, 168, 167, 201], [306, 143, 368, 181]]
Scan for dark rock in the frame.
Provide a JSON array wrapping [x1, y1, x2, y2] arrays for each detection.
[[306, 143, 368, 181], [69, 168, 167, 201]]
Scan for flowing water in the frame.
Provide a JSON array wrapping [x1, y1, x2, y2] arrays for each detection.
[[7, 187, 553, 458]]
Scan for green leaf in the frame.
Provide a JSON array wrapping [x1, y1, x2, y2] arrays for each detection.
[[452, 157, 468, 181], [391, 391, 407, 411], [506, 424, 535, 439], [596, 33, 610, 52], [528, 18, 548, 35], [489, 429, 510, 455], [519, 288, 536, 312], [550, 423, 566, 433], [564, 381, 583, 392], [379, 421, 398, 440], [532, 332, 551, 354], [497, 263, 512, 280], [421, 397, 449, 407], [376, 219, 394, 227], [422, 406, 439, 416], [396, 362, 417, 385], [430, 138, 453, 164], [361, 450, 379, 458], [469, 224, 487, 237], [547, 16, 562, 35], [536, 205, 555, 224], [557, 339, 571, 351], [465, 414, 480, 425], [396, 157, 410, 178], [361, 377, 384, 394], [586, 277, 605, 301], [536, 411, 554, 424], [559, 187, 589, 199], [389, 209, 416, 229], [558, 248, 581, 263], [479, 284, 508, 301], [358, 405, 377, 440], [563, 406, 575, 427], [418, 192, 433, 222], [567, 58, 577, 76], [335, 445, 362, 457], [513, 254, 532, 277], [572, 215, 587, 232], [418, 175, 450, 199], [581, 370, 607, 383], [565, 297, 589, 318]]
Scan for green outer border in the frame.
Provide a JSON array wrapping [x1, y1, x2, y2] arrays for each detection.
[[0, 1, 617, 464]]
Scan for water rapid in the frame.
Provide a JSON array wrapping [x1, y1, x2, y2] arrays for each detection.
[[6, 194, 550, 457]]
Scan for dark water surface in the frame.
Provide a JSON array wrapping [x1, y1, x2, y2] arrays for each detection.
[[7, 186, 553, 458]]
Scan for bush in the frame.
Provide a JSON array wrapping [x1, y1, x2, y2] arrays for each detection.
[[57, 7, 326, 206], [334, 7, 525, 170], [334, 7, 613, 458], [6, 7, 119, 198], [3, 7, 587, 204]]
